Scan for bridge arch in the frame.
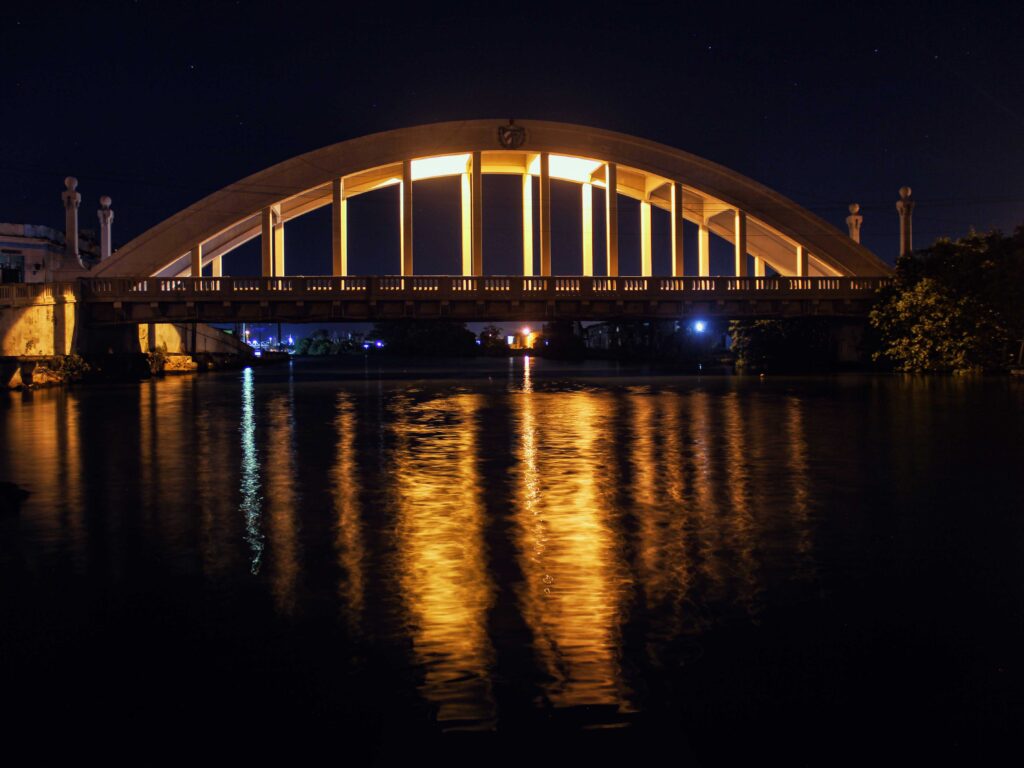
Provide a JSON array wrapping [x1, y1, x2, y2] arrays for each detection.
[[94, 120, 890, 279]]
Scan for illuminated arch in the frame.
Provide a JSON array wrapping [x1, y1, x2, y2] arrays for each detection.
[[94, 120, 891, 278]]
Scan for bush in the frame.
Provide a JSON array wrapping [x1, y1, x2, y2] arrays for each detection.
[[870, 226, 1024, 372]]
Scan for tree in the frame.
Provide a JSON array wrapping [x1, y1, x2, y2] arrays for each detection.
[[478, 325, 508, 355], [369, 320, 478, 357], [869, 227, 1024, 372], [729, 318, 837, 372], [294, 329, 337, 356]]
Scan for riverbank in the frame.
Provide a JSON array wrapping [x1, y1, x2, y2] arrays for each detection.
[[1, 350, 279, 390]]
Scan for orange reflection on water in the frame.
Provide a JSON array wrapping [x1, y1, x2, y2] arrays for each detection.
[[390, 394, 495, 728], [631, 393, 691, 628], [723, 392, 758, 614], [513, 391, 632, 711], [331, 391, 365, 629], [264, 393, 301, 615], [787, 397, 814, 570], [194, 378, 239, 578]]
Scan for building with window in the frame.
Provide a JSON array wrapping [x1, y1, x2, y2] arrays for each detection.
[[0, 223, 99, 283]]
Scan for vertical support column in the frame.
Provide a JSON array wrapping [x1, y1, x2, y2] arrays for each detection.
[[261, 206, 274, 277], [795, 244, 809, 277], [539, 153, 551, 276], [896, 186, 914, 257], [846, 203, 863, 243], [581, 182, 594, 276], [698, 221, 710, 276], [461, 171, 472, 275], [753, 257, 766, 277], [272, 205, 285, 277], [734, 210, 748, 277], [97, 196, 114, 261], [332, 177, 348, 276], [62, 177, 81, 265], [401, 160, 413, 276], [605, 162, 619, 276], [670, 182, 684, 277], [522, 174, 533, 276], [212, 256, 223, 277], [190, 242, 203, 278], [471, 150, 483, 276], [640, 200, 652, 277]]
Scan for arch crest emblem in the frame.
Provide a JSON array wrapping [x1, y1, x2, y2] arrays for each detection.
[[497, 120, 526, 149]]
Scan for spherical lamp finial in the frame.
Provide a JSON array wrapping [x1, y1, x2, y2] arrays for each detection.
[[849, 203, 860, 214], [64, 176, 78, 190], [899, 186, 912, 199]]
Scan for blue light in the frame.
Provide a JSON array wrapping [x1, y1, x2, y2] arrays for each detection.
[[375, 340, 384, 348], [693, 320, 706, 333], [254, 349, 262, 357]]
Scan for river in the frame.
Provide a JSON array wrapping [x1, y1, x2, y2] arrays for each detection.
[[1, 359, 1021, 763]]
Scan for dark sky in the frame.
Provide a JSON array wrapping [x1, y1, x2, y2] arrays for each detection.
[[4, 0, 1023, 275]]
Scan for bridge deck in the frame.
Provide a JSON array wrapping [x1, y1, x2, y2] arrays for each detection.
[[3, 276, 892, 323]]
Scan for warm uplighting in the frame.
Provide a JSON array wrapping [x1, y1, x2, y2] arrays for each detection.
[[527, 154, 603, 183], [410, 154, 471, 181]]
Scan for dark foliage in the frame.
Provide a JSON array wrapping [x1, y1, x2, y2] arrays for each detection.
[[370, 320, 478, 357], [870, 226, 1024, 372], [729, 318, 838, 372]]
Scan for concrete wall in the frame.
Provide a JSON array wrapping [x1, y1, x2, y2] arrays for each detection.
[[1, 286, 250, 357], [0, 298, 76, 355], [139, 322, 252, 355]]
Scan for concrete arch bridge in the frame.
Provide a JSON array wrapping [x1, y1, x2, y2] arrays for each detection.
[[80, 119, 890, 325], [1, 120, 894, 371]]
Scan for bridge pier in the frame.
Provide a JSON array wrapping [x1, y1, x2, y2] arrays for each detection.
[[332, 177, 348, 276], [734, 210, 748, 277], [582, 182, 594, 276], [539, 153, 551, 276], [671, 182, 684, 277], [522, 174, 533, 276], [606, 162, 618, 276], [640, 201, 652, 277], [401, 160, 413, 276]]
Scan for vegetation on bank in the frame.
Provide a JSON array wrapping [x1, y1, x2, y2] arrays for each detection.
[[729, 318, 843, 373], [869, 226, 1024, 373]]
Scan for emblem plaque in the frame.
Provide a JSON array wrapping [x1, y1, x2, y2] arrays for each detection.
[[497, 120, 526, 149]]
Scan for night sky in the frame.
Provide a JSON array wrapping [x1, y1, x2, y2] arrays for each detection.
[[4, 1, 1023, 276]]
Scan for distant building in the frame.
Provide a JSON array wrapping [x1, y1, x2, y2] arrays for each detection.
[[0, 223, 99, 283], [0, 177, 114, 284]]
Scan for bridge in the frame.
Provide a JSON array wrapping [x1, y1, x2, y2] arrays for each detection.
[[1, 119, 893, 361], [75, 275, 890, 324]]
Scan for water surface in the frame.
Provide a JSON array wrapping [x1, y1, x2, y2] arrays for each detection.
[[2, 360, 1021, 762]]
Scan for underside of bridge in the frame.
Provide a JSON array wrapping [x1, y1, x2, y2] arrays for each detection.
[[93, 120, 892, 282]]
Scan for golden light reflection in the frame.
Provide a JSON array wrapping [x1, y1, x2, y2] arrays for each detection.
[[688, 390, 724, 601], [723, 392, 759, 615], [787, 397, 814, 573], [57, 390, 84, 559], [513, 392, 632, 710], [264, 391, 301, 615], [631, 393, 690, 624], [331, 391, 365, 629], [195, 378, 238, 578], [390, 394, 495, 728]]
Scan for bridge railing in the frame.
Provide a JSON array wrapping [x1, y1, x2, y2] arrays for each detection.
[[76, 275, 893, 302], [0, 281, 79, 307]]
